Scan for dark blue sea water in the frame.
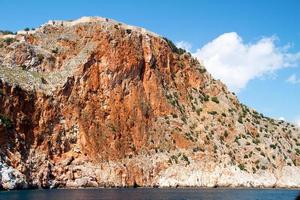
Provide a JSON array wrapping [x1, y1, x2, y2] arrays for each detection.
[[0, 188, 299, 200]]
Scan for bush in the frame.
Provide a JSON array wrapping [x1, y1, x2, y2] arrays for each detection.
[[170, 155, 178, 164], [181, 154, 190, 165], [211, 97, 219, 104], [181, 116, 187, 124], [24, 27, 30, 31], [295, 148, 300, 156], [52, 47, 59, 54], [196, 108, 202, 116], [37, 54, 44, 62], [253, 138, 260, 145], [203, 95, 209, 102], [193, 147, 201, 152], [20, 65, 27, 70], [0, 114, 13, 129], [198, 68, 206, 73], [172, 113, 178, 118], [162, 37, 186, 55], [261, 166, 267, 170], [208, 111, 217, 115], [3, 37, 15, 45], [224, 130, 228, 138], [238, 116, 243, 124], [238, 164, 246, 171], [0, 30, 14, 35]]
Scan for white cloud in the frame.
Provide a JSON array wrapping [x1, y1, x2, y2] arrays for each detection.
[[193, 32, 300, 92], [279, 117, 285, 121], [287, 74, 300, 84], [176, 41, 192, 52]]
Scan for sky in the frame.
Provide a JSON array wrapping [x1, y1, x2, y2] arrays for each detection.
[[0, 0, 300, 124]]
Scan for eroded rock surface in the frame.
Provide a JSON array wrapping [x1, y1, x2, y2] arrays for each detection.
[[0, 16, 300, 189]]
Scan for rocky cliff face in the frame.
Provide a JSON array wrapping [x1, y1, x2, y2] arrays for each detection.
[[0, 17, 300, 189]]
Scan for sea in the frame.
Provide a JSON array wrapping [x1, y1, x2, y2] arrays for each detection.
[[0, 188, 299, 200]]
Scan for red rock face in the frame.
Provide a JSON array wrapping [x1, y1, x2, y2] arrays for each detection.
[[0, 17, 299, 189]]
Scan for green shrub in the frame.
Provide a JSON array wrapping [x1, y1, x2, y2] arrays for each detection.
[[24, 27, 30, 31], [37, 54, 44, 62], [208, 111, 217, 115], [238, 164, 246, 171], [0, 114, 13, 129], [193, 147, 201, 152], [196, 108, 202, 116], [3, 37, 15, 45], [52, 47, 59, 54], [181, 116, 187, 124], [295, 148, 300, 156], [162, 37, 186, 55], [20, 65, 27, 70], [198, 68, 206, 73], [203, 95, 209, 101], [238, 116, 243, 124], [181, 154, 190, 165], [224, 130, 228, 138], [211, 97, 219, 104], [0, 30, 14, 35], [253, 138, 260, 145], [170, 155, 178, 164]]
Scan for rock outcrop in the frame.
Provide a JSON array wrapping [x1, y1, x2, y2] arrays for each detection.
[[0, 16, 300, 189]]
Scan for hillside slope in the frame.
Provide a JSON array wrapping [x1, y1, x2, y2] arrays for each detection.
[[0, 17, 300, 189]]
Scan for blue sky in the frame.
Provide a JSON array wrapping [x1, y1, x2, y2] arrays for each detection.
[[1, 0, 300, 124]]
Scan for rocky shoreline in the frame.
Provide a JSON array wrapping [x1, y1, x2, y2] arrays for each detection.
[[1, 154, 300, 190]]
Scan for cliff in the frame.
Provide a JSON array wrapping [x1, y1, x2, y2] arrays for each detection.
[[0, 17, 300, 189]]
